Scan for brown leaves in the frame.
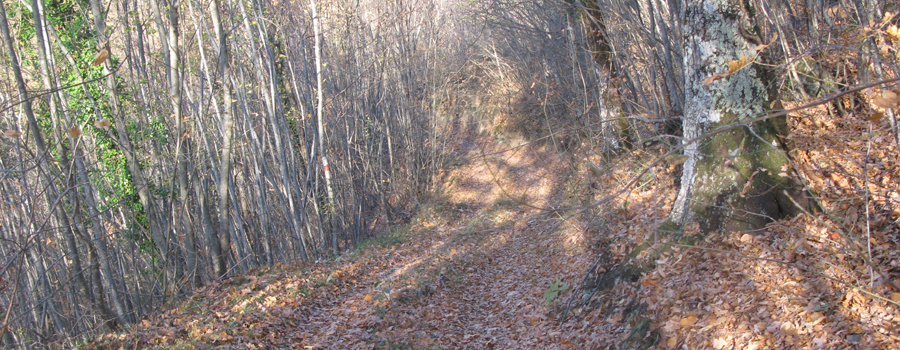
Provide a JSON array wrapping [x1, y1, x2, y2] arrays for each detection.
[[883, 12, 900, 41], [867, 88, 900, 121], [209, 331, 233, 342], [84, 103, 900, 349], [66, 125, 82, 139], [887, 26, 900, 41], [702, 73, 729, 85], [91, 49, 109, 67], [666, 336, 678, 348], [678, 315, 699, 327], [728, 55, 753, 74], [622, 103, 900, 349], [871, 89, 900, 109], [866, 111, 884, 122], [94, 119, 113, 128], [703, 55, 754, 84]]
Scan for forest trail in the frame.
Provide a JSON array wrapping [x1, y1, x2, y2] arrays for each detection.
[[93, 138, 598, 349], [88, 107, 900, 350], [288, 139, 594, 349]]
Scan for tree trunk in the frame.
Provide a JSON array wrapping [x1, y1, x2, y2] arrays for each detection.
[[670, 0, 811, 233], [309, 0, 338, 254], [29, 0, 106, 329], [211, 0, 234, 278], [89, 0, 179, 291], [1, 0, 131, 331], [160, 0, 198, 289]]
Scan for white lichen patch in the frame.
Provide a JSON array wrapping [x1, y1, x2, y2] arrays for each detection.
[[715, 68, 766, 121], [683, 0, 766, 127], [672, 0, 769, 226]]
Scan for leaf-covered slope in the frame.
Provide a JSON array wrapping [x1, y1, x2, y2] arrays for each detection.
[[86, 141, 597, 349], [87, 107, 900, 349]]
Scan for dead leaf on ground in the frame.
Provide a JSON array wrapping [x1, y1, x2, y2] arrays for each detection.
[[866, 111, 884, 122], [872, 90, 899, 109], [679, 315, 698, 327]]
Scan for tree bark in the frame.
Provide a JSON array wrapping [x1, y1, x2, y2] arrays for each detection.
[[670, 0, 811, 233], [211, 0, 234, 278], [309, 0, 338, 254], [89, 0, 179, 291], [160, 0, 199, 289]]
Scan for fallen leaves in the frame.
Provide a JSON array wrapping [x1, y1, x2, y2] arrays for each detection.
[[711, 337, 729, 349], [866, 111, 885, 122], [629, 103, 900, 350], [871, 89, 900, 109], [210, 331, 233, 342], [886, 25, 900, 41], [85, 104, 900, 349], [679, 315, 699, 327]]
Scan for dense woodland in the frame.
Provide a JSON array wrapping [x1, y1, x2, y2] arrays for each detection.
[[0, 0, 898, 348]]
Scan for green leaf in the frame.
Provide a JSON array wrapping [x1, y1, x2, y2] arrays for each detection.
[[543, 289, 558, 305]]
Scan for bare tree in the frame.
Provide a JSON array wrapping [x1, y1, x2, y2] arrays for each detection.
[[0, 0, 470, 345]]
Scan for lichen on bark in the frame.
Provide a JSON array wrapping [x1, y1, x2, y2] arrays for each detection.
[[669, 0, 811, 233]]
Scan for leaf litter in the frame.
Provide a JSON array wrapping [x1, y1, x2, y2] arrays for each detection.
[[89, 107, 899, 349]]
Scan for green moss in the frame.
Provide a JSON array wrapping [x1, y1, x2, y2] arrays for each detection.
[[656, 220, 682, 235], [354, 228, 407, 252], [621, 316, 659, 350]]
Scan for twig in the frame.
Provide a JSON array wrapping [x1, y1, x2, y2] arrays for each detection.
[[784, 191, 900, 293], [561, 76, 900, 218], [864, 122, 874, 287], [0, 65, 121, 115], [0, 255, 21, 343], [221, 254, 256, 279], [467, 77, 900, 220]]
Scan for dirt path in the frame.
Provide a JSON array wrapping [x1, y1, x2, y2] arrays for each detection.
[[290, 140, 594, 349], [92, 111, 900, 350], [91, 140, 599, 349]]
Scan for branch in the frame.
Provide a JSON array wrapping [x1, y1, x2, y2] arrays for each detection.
[[784, 191, 900, 293], [0, 63, 122, 116], [570, 76, 900, 215]]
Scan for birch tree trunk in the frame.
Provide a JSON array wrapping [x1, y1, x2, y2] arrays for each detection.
[[670, 0, 812, 233]]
